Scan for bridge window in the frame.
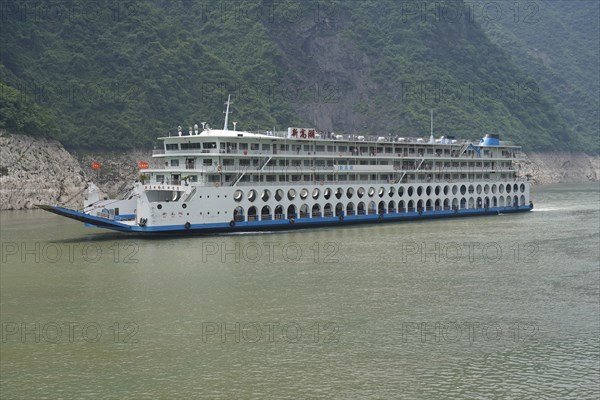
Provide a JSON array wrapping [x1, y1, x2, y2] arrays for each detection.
[[181, 143, 201, 149]]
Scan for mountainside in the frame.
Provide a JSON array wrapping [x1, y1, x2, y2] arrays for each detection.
[[1, 0, 597, 152], [477, 0, 599, 153]]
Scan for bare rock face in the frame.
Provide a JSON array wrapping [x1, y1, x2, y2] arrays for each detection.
[[75, 150, 155, 198], [517, 152, 600, 185], [0, 132, 87, 210]]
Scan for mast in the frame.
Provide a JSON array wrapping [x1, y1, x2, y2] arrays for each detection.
[[429, 109, 435, 144], [223, 94, 231, 130]]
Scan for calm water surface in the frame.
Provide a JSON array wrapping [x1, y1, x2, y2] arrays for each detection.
[[1, 183, 598, 399]]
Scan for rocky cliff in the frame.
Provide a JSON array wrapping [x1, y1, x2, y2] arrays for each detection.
[[0, 133, 598, 210], [0, 132, 87, 210], [517, 152, 600, 185]]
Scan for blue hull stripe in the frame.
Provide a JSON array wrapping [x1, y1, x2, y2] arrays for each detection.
[[37, 204, 533, 235]]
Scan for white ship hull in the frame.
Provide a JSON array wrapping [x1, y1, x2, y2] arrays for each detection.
[[39, 179, 532, 234]]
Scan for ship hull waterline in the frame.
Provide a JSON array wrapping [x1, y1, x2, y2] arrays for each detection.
[[36, 204, 533, 236]]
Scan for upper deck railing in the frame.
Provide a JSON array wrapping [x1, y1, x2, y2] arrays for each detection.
[[152, 148, 522, 160], [162, 129, 518, 146]]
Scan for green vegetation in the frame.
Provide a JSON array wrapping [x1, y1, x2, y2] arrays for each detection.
[[477, 0, 599, 153], [0, 82, 60, 138], [1, 0, 596, 152], [333, 0, 573, 150]]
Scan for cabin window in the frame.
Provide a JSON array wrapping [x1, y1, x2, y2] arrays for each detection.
[[262, 144, 270, 151], [189, 175, 198, 182], [202, 142, 217, 149], [181, 143, 201, 149], [222, 159, 235, 166], [316, 145, 325, 152], [203, 159, 213, 166], [239, 143, 248, 150], [156, 175, 164, 183], [250, 143, 259, 150], [166, 144, 178, 150], [240, 159, 250, 166], [171, 159, 180, 167]]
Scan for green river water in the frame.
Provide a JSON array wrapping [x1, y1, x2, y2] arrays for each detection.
[[1, 183, 598, 399]]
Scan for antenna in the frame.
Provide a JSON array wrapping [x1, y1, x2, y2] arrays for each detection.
[[223, 94, 232, 130]]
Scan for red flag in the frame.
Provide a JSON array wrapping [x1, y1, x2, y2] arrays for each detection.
[[138, 161, 149, 169], [91, 162, 102, 170]]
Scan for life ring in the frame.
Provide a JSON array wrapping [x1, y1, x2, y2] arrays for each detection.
[[229, 220, 235, 227], [320, 181, 324, 186], [184, 222, 191, 230], [217, 165, 222, 172], [182, 203, 187, 209], [289, 217, 295, 224]]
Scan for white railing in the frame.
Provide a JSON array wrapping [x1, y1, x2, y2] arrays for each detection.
[[152, 148, 523, 161]]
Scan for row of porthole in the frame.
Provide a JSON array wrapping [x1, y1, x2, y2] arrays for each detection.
[[234, 183, 527, 203], [234, 195, 528, 220]]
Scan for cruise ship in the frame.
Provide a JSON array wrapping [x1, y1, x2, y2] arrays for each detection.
[[38, 100, 533, 234]]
